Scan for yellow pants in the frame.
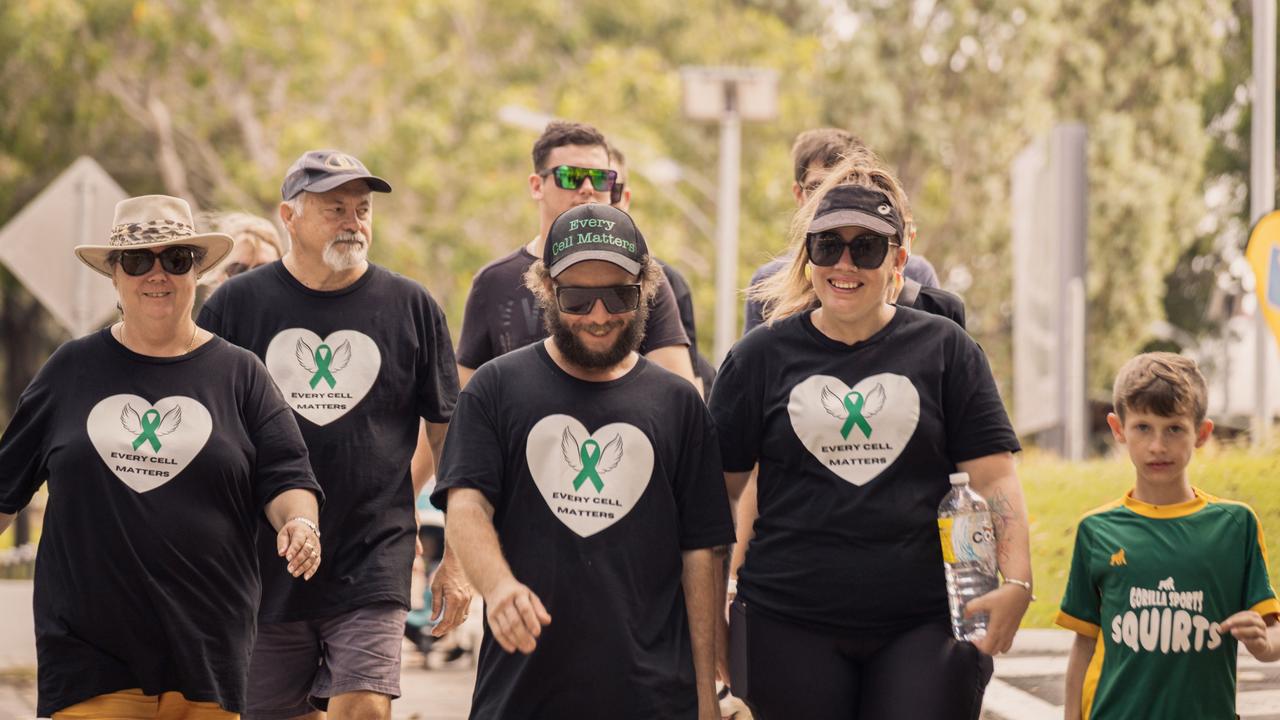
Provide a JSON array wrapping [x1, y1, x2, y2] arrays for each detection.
[[53, 689, 238, 720]]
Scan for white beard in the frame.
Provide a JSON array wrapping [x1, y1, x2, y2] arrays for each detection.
[[323, 232, 368, 272]]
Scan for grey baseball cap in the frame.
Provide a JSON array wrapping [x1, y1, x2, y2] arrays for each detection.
[[281, 150, 392, 200], [807, 185, 903, 238], [544, 204, 648, 277]]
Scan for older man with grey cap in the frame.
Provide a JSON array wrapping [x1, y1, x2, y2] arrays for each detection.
[[434, 203, 732, 720], [198, 150, 469, 720]]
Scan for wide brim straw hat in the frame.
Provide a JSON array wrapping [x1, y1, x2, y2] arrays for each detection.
[[75, 195, 234, 278]]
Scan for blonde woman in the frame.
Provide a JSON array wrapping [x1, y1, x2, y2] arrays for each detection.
[[197, 212, 287, 291], [708, 159, 1031, 719]]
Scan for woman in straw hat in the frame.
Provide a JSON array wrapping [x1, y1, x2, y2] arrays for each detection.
[[708, 159, 1031, 719], [0, 195, 324, 719]]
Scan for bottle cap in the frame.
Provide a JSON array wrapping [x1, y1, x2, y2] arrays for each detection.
[[949, 472, 970, 486]]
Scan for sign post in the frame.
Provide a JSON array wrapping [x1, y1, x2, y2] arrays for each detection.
[[1012, 125, 1089, 459], [1250, 0, 1276, 446]]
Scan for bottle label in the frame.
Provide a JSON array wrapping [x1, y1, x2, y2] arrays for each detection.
[[937, 517, 957, 563], [938, 512, 997, 574]]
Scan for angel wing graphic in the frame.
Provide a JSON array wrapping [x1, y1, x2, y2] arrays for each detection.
[[821, 384, 886, 420], [120, 403, 183, 434], [560, 429, 625, 474], [296, 338, 317, 372], [561, 427, 582, 471], [598, 435, 624, 474], [862, 384, 886, 417], [120, 403, 142, 434], [329, 340, 352, 373], [156, 405, 182, 435], [296, 338, 351, 375]]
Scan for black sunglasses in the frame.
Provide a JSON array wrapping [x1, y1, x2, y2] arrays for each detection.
[[610, 181, 626, 205], [554, 284, 642, 315], [805, 232, 899, 268], [118, 246, 197, 276], [540, 165, 618, 193]]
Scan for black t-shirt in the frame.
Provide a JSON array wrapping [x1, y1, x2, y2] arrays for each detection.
[[198, 261, 458, 622], [432, 343, 734, 719], [456, 247, 689, 369], [742, 256, 959, 333], [709, 308, 1019, 632], [659, 260, 718, 392], [0, 330, 319, 716]]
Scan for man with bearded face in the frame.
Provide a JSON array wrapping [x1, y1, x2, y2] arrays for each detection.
[[198, 150, 469, 720], [432, 204, 733, 720]]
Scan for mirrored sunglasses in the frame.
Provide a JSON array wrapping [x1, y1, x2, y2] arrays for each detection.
[[554, 284, 642, 315], [805, 232, 899, 269], [542, 165, 618, 193], [119, 246, 197, 276]]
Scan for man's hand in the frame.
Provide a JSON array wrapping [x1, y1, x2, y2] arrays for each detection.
[[965, 582, 1031, 655], [1222, 611, 1280, 661], [277, 519, 321, 581], [429, 550, 473, 637], [484, 576, 551, 654]]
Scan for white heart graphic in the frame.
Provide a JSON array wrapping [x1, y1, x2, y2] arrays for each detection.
[[264, 329, 382, 426], [526, 414, 654, 538], [787, 373, 920, 487], [86, 394, 213, 493]]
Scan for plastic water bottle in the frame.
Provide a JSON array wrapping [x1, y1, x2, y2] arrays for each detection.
[[938, 472, 999, 642]]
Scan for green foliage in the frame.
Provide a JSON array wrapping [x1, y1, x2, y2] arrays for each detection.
[[1021, 445, 1280, 628], [0, 0, 1253, 387]]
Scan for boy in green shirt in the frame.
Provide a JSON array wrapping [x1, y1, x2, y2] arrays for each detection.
[[1057, 352, 1280, 719]]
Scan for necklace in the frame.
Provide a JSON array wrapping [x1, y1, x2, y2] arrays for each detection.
[[114, 321, 200, 355]]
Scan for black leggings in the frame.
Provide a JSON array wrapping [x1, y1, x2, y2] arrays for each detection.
[[729, 599, 992, 720]]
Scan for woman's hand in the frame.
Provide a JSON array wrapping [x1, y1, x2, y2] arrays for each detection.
[[277, 518, 321, 581], [965, 582, 1031, 655]]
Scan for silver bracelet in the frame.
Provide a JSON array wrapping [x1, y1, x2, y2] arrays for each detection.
[[287, 516, 320, 538], [1003, 577, 1035, 600]]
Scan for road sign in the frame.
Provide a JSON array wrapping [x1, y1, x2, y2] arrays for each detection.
[[0, 157, 125, 337], [1247, 210, 1280, 353]]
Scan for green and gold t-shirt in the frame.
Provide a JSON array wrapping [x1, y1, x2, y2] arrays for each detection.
[[1057, 489, 1280, 720]]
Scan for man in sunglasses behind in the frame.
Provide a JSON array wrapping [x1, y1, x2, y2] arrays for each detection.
[[433, 203, 733, 720], [455, 120, 695, 389]]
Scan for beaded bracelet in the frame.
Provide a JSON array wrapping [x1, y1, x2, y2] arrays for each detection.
[[287, 516, 321, 538]]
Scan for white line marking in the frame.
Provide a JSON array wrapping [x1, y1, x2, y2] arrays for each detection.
[[982, 678, 1060, 720]]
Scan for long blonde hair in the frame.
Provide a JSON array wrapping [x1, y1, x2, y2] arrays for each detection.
[[750, 156, 913, 325]]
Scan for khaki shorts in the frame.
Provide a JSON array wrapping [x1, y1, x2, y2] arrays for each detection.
[[243, 602, 408, 720], [53, 689, 237, 720]]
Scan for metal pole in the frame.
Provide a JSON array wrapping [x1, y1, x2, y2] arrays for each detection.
[[75, 177, 93, 336], [713, 84, 742, 363], [1252, 0, 1276, 446]]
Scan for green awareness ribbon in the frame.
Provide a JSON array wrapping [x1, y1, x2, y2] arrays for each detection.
[[572, 439, 605, 492], [841, 391, 873, 440], [309, 344, 337, 389], [132, 409, 163, 452]]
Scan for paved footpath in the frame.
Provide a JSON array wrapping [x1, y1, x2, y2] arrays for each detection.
[[5, 579, 1280, 720]]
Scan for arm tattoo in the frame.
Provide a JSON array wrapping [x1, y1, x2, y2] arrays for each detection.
[[988, 488, 1019, 567]]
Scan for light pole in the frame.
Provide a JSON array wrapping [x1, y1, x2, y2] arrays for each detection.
[[1251, 0, 1275, 446], [680, 66, 778, 363]]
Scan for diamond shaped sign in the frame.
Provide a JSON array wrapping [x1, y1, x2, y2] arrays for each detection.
[[0, 157, 125, 337]]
